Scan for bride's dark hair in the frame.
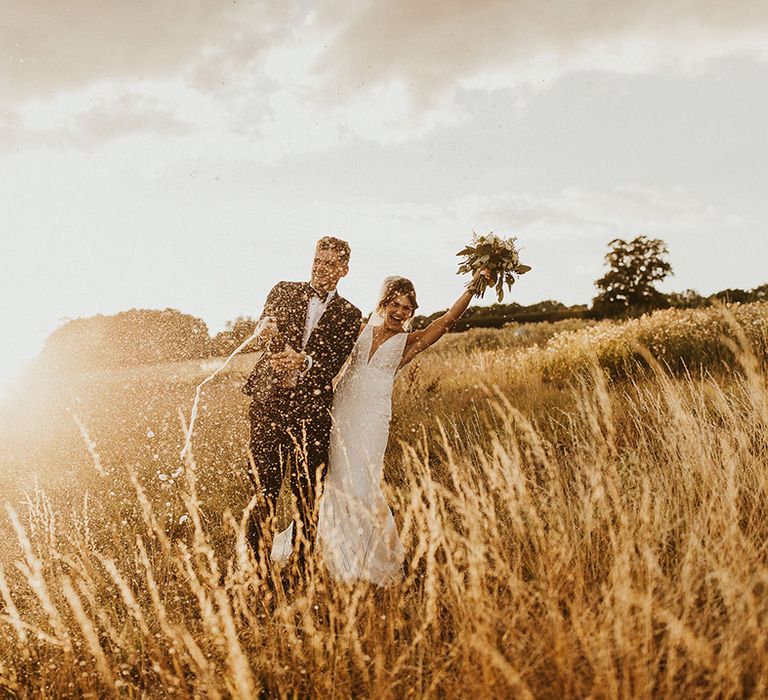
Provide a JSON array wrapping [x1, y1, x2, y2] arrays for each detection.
[[377, 277, 419, 315]]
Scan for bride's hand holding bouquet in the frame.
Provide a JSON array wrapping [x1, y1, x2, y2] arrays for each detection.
[[457, 232, 531, 302]]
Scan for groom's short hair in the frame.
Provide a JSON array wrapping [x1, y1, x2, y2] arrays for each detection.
[[316, 236, 351, 264]]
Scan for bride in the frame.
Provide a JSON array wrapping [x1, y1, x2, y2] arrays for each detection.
[[272, 269, 490, 585]]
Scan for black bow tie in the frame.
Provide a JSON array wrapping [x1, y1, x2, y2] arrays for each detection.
[[308, 286, 331, 302]]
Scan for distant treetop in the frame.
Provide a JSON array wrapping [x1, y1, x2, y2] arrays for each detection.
[[38, 308, 211, 372]]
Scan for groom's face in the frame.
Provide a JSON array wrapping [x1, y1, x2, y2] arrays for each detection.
[[311, 247, 348, 292]]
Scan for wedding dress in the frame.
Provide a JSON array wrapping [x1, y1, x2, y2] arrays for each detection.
[[271, 322, 407, 585]]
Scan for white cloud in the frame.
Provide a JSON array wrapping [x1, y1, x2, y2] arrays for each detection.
[[4, 0, 768, 157], [1, 2, 288, 102], [450, 185, 741, 244], [337, 80, 467, 144], [321, 0, 768, 97], [346, 184, 735, 239]]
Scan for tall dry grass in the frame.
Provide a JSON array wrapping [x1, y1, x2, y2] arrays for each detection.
[[1, 307, 768, 697]]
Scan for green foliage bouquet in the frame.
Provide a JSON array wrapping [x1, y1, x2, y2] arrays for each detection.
[[457, 232, 531, 302]]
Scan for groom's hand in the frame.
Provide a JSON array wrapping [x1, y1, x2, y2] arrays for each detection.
[[271, 346, 307, 375]]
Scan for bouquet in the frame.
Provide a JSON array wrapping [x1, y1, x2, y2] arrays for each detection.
[[457, 232, 531, 302]]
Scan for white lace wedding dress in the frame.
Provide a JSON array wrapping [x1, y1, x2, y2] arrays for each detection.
[[271, 322, 407, 585]]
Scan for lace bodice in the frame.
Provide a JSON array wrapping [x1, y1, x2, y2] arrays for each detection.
[[346, 323, 408, 375]]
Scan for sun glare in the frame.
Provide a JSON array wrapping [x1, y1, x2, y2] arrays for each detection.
[[0, 348, 36, 402]]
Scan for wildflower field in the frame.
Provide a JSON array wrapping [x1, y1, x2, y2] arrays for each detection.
[[1, 303, 767, 698]]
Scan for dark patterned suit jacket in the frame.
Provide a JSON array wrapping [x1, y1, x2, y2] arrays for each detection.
[[242, 282, 362, 424]]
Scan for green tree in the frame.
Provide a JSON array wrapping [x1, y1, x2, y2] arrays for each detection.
[[593, 236, 673, 316], [666, 289, 707, 309], [711, 288, 750, 304], [38, 308, 211, 371], [750, 284, 768, 302], [211, 316, 260, 357]]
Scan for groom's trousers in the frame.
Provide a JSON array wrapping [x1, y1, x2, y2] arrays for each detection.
[[246, 400, 331, 567]]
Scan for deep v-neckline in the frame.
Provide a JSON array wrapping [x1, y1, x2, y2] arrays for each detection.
[[366, 325, 401, 365]]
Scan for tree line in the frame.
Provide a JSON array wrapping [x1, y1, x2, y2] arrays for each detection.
[[38, 309, 211, 373], [37, 236, 766, 371], [415, 236, 766, 330]]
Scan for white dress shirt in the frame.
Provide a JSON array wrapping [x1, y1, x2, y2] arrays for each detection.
[[302, 287, 336, 350]]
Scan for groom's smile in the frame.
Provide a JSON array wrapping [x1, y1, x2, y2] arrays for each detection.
[[311, 246, 349, 293]]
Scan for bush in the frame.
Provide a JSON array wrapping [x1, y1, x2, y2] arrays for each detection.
[[37, 308, 211, 372], [538, 302, 768, 382], [211, 317, 261, 357]]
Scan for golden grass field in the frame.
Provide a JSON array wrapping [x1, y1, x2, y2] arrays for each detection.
[[1, 303, 767, 698]]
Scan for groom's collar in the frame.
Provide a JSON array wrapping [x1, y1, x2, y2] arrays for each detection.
[[307, 284, 336, 304]]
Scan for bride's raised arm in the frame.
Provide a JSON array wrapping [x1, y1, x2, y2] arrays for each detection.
[[399, 269, 490, 368]]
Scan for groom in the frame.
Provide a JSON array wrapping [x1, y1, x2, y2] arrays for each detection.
[[243, 236, 362, 570]]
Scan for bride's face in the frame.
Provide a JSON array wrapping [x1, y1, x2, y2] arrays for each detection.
[[382, 294, 415, 331]]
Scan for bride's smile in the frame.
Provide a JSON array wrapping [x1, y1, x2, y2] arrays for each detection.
[[382, 294, 415, 331]]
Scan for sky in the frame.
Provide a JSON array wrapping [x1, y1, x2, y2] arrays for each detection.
[[2, 0, 768, 392]]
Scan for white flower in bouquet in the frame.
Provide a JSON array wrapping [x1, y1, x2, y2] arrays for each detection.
[[457, 232, 531, 302]]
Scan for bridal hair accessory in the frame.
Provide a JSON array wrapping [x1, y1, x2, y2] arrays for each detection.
[[457, 232, 531, 302]]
